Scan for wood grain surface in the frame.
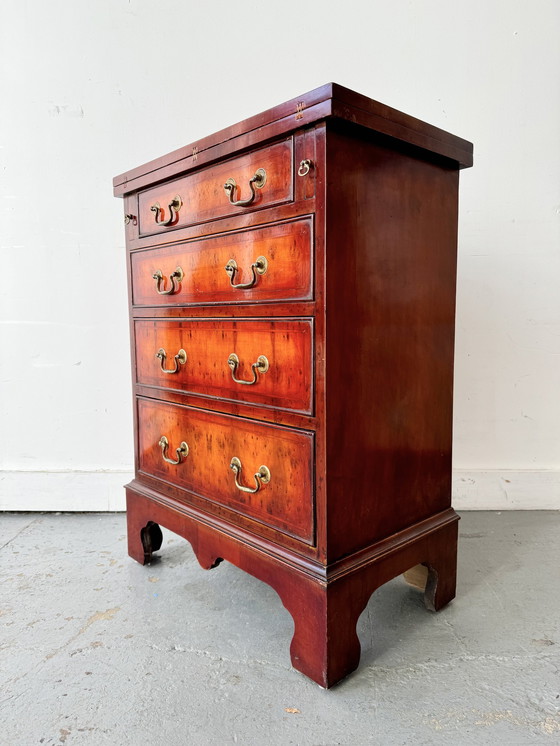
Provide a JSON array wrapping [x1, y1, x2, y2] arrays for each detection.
[[137, 398, 315, 543], [117, 86, 472, 687], [137, 139, 293, 237], [130, 217, 313, 306], [323, 123, 459, 559], [134, 318, 313, 413]]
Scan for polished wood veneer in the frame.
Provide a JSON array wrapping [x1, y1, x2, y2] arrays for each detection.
[[137, 398, 314, 543], [130, 217, 313, 306], [137, 139, 294, 237], [115, 83, 473, 688], [134, 318, 313, 413]]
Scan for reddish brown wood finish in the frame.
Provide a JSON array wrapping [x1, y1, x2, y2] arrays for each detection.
[[323, 123, 459, 560], [137, 139, 293, 237], [134, 318, 313, 413], [137, 398, 315, 543], [116, 84, 472, 687], [127, 486, 458, 687], [114, 83, 472, 197], [130, 217, 313, 306]]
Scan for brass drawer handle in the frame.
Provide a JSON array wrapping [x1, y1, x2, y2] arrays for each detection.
[[298, 159, 312, 176], [224, 256, 268, 290], [150, 195, 182, 226], [152, 266, 184, 295], [227, 353, 269, 385], [223, 168, 266, 207], [158, 435, 189, 465], [229, 457, 270, 494], [155, 348, 187, 374]]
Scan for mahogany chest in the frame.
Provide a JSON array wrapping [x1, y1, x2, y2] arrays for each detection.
[[114, 83, 473, 687]]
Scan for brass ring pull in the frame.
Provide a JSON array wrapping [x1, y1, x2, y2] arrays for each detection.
[[155, 348, 187, 374], [229, 457, 270, 494], [223, 168, 266, 207], [227, 353, 269, 385], [224, 256, 268, 290], [150, 195, 182, 226], [298, 159, 312, 176], [152, 266, 184, 295], [158, 435, 189, 465]]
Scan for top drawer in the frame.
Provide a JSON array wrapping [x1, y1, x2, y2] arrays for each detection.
[[137, 139, 294, 238]]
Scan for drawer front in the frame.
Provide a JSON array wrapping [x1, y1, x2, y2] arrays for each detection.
[[137, 398, 314, 543], [131, 218, 313, 306], [137, 139, 293, 237], [135, 318, 313, 414]]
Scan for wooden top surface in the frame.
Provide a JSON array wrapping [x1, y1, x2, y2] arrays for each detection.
[[114, 83, 473, 195]]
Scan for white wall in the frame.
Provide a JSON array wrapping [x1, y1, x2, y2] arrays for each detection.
[[1, 0, 559, 510]]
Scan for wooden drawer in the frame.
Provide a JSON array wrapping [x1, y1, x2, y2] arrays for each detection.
[[137, 398, 314, 544], [130, 217, 313, 306], [137, 139, 293, 237], [134, 318, 313, 414]]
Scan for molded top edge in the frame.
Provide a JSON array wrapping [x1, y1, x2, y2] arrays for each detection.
[[113, 83, 473, 191]]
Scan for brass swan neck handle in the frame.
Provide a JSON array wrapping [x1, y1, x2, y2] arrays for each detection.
[[224, 256, 268, 290], [158, 436, 189, 465], [152, 266, 184, 295], [155, 348, 187, 374], [227, 353, 269, 385], [150, 195, 182, 226], [229, 457, 270, 494], [223, 168, 266, 207]]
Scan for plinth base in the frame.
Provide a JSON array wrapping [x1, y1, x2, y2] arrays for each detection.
[[126, 481, 458, 688]]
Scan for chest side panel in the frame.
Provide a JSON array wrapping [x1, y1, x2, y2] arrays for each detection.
[[324, 125, 460, 560]]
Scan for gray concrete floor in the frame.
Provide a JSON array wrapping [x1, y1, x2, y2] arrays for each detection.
[[0, 512, 559, 745]]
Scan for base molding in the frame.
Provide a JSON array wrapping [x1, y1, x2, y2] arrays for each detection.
[[126, 483, 458, 687], [126, 478, 459, 582]]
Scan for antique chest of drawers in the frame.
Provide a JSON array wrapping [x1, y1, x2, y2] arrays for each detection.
[[114, 83, 473, 687]]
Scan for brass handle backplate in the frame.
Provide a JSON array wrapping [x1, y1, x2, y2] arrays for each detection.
[[224, 256, 268, 290], [229, 457, 270, 494], [155, 348, 187, 374], [227, 353, 269, 385], [152, 266, 184, 295], [223, 168, 266, 207], [158, 435, 189, 465], [150, 195, 182, 226]]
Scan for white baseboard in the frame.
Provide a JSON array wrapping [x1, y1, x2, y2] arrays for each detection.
[[0, 469, 558, 512], [0, 471, 132, 512], [452, 470, 559, 510]]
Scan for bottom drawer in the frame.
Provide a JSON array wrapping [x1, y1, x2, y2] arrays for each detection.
[[137, 398, 314, 544]]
